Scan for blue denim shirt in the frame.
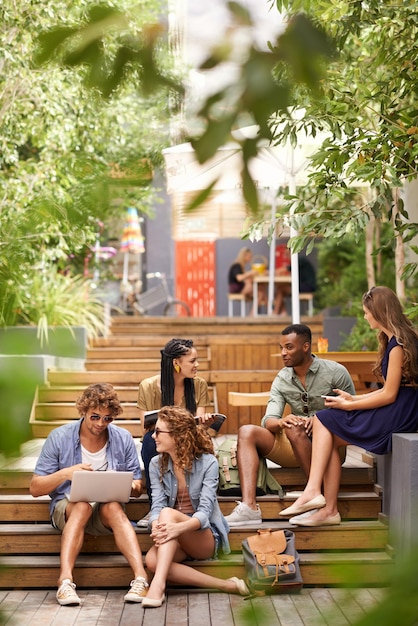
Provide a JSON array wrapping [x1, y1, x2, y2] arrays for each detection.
[[149, 453, 230, 556], [33, 418, 142, 517]]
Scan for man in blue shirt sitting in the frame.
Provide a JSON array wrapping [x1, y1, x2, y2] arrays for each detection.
[[30, 383, 148, 606]]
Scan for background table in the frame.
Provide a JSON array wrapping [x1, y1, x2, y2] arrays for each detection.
[[253, 274, 291, 316]]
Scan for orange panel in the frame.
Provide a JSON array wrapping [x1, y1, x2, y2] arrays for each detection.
[[175, 241, 216, 316]]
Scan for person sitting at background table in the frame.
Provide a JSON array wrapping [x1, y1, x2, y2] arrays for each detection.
[[137, 338, 214, 527], [273, 255, 316, 316], [228, 247, 266, 313], [228, 247, 257, 299], [142, 406, 249, 608]]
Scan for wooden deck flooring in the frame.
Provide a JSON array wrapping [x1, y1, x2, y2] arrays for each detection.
[[0, 587, 386, 626]]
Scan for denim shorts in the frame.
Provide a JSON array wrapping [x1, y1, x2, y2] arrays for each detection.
[[210, 523, 221, 560]]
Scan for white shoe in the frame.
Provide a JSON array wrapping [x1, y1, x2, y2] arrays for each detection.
[[124, 576, 149, 602], [137, 511, 151, 528], [56, 579, 81, 606], [289, 509, 319, 524], [224, 501, 262, 527], [278, 494, 326, 517]]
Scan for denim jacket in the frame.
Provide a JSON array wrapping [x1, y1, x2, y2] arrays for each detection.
[[33, 418, 142, 517], [148, 453, 230, 556]]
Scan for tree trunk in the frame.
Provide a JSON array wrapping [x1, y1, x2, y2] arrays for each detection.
[[365, 210, 375, 287], [392, 188, 405, 300]]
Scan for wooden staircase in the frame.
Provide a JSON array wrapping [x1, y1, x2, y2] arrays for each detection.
[[0, 457, 391, 589], [0, 316, 393, 589]]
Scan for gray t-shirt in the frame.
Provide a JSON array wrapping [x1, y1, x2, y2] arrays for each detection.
[[261, 356, 355, 427]]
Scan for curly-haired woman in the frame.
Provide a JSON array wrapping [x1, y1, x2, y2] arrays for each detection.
[[142, 406, 249, 608]]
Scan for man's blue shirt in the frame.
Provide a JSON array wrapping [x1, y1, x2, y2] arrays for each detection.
[[33, 418, 141, 516]]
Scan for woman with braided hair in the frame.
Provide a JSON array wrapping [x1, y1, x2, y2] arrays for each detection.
[[137, 338, 213, 526]]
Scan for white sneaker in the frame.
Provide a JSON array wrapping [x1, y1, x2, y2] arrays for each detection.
[[124, 576, 149, 603], [137, 511, 151, 528], [56, 579, 81, 606], [224, 501, 262, 527]]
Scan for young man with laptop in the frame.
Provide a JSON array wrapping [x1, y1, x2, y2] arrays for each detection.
[[30, 383, 149, 606]]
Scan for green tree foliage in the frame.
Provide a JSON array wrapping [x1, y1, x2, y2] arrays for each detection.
[[257, 0, 418, 264], [0, 0, 173, 327], [315, 224, 396, 313]]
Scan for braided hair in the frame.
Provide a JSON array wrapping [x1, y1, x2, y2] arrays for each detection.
[[160, 338, 197, 414]]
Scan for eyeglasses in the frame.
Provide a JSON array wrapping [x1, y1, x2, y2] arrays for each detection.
[[301, 392, 310, 415], [154, 427, 172, 437], [89, 414, 114, 423]]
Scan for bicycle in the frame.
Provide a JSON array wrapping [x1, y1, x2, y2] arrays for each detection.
[[133, 272, 191, 317]]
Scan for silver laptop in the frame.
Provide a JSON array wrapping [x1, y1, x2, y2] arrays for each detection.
[[67, 470, 133, 503]]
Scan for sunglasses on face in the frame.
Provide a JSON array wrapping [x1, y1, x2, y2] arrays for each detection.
[[301, 392, 309, 415], [89, 414, 114, 423], [154, 427, 172, 437]]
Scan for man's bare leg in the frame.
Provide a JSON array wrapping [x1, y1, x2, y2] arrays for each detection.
[[237, 424, 276, 510], [285, 426, 312, 477]]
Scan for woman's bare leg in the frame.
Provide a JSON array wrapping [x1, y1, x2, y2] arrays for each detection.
[[146, 546, 243, 594], [291, 417, 333, 504], [298, 445, 343, 522], [145, 508, 244, 600], [286, 416, 347, 511]]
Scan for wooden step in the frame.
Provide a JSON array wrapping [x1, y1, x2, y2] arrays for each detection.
[[107, 316, 325, 337], [0, 551, 392, 588], [85, 358, 210, 372], [0, 520, 389, 555], [38, 385, 140, 403], [86, 346, 211, 360], [0, 491, 382, 522], [0, 460, 376, 494], [46, 370, 210, 386], [34, 403, 140, 420], [218, 492, 383, 520], [91, 336, 214, 347], [37, 384, 217, 407]]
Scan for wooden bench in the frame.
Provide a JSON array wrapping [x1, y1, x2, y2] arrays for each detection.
[[228, 391, 270, 406]]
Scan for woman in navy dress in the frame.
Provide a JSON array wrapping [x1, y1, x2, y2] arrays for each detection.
[[279, 286, 418, 526]]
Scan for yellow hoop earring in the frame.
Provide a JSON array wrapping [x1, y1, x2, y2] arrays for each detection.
[[174, 364, 180, 373]]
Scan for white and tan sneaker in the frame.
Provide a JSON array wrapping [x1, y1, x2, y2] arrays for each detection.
[[56, 579, 81, 606], [124, 576, 149, 602]]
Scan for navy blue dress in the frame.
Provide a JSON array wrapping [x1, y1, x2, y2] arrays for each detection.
[[317, 337, 418, 454]]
